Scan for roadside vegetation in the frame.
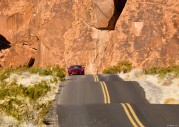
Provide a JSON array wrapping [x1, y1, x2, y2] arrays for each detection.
[[110, 62, 179, 104], [103, 61, 179, 78], [144, 65, 179, 78], [0, 66, 65, 126], [0, 66, 66, 81], [103, 61, 133, 74]]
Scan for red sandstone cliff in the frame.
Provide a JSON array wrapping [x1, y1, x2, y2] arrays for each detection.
[[0, 0, 178, 73]]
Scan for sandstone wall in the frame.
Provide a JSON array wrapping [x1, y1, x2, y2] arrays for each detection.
[[0, 0, 178, 73]]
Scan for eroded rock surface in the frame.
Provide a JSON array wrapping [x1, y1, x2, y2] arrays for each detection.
[[0, 0, 178, 73]]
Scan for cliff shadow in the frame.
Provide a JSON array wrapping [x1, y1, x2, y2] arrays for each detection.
[[98, 0, 127, 30], [108, 0, 127, 30], [0, 34, 11, 50]]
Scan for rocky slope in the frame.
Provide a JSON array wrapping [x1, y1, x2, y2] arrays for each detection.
[[0, 0, 178, 73]]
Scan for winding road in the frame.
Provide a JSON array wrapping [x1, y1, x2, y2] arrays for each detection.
[[55, 74, 179, 127]]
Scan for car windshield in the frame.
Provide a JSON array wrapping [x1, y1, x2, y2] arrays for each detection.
[[70, 65, 82, 69]]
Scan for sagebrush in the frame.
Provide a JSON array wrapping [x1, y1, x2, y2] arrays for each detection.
[[103, 61, 133, 74], [0, 66, 65, 125]]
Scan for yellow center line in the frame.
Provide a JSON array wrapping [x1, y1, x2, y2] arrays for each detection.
[[126, 103, 145, 127], [95, 76, 110, 104], [96, 74, 99, 82], [93, 75, 97, 82], [121, 103, 138, 127], [100, 81, 107, 103], [102, 82, 111, 103]]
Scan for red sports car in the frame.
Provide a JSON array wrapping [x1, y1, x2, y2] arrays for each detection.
[[68, 65, 85, 75]]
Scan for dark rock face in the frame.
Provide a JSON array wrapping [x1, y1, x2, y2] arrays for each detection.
[[107, 0, 127, 30], [0, 34, 11, 50]]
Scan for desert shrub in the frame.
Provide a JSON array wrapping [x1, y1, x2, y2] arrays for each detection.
[[47, 66, 66, 81], [144, 65, 179, 78], [28, 66, 66, 81], [0, 81, 24, 100], [0, 69, 12, 81], [164, 98, 179, 104], [24, 67, 51, 75], [50, 77, 58, 83], [0, 87, 9, 100], [0, 98, 27, 121], [0, 80, 51, 122], [0, 67, 30, 78], [0, 98, 53, 122], [103, 61, 133, 74], [24, 81, 50, 101], [0, 66, 65, 124], [0, 66, 66, 82], [0, 81, 50, 101], [36, 101, 53, 122], [103, 66, 121, 74]]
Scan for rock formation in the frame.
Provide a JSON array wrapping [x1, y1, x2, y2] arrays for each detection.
[[0, 0, 178, 73]]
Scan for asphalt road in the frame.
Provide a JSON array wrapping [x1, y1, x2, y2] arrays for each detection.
[[55, 74, 179, 127]]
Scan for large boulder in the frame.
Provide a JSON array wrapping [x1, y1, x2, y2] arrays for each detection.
[[92, 0, 114, 29]]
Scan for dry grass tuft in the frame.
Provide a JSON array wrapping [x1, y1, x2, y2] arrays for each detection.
[[164, 98, 179, 104]]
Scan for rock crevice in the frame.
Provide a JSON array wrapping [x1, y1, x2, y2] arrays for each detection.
[[107, 0, 127, 30]]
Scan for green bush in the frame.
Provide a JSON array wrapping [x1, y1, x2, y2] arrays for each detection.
[[0, 66, 66, 82], [103, 61, 133, 74], [28, 66, 66, 81], [144, 65, 179, 78], [0, 66, 66, 125], [24, 81, 50, 101], [50, 66, 66, 81], [36, 101, 53, 122], [0, 80, 51, 122], [0, 81, 50, 101], [0, 81, 24, 100], [0, 69, 12, 81], [0, 98, 27, 121]]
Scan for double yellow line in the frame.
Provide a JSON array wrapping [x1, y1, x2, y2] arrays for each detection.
[[93, 75, 144, 126], [121, 103, 145, 127], [94, 74, 99, 82], [93, 75, 110, 104], [100, 81, 111, 104]]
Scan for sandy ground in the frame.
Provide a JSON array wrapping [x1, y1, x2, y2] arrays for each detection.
[[118, 69, 179, 104]]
